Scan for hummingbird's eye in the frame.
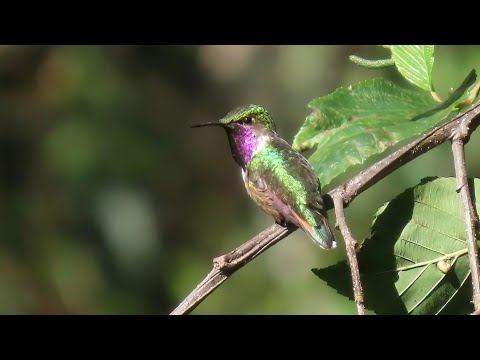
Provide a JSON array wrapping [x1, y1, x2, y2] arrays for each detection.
[[244, 117, 254, 124]]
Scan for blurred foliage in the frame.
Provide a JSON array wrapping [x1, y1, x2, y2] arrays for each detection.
[[0, 45, 479, 314]]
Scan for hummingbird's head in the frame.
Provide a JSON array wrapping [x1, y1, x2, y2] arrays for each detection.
[[191, 104, 277, 168], [190, 104, 276, 132], [218, 104, 276, 131]]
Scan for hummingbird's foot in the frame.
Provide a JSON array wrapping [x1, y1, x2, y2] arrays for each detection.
[[276, 219, 289, 228]]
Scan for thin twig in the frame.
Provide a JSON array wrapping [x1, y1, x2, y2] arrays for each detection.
[[451, 120, 480, 313], [333, 193, 365, 314], [171, 101, 480, 315], [170, 223, 296, 315]]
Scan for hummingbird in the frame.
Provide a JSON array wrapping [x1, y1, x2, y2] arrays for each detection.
[[192, 104, 336, 249]]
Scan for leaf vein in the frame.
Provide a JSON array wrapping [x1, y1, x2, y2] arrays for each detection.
[[406, 256, 461, 314], [412, 220, 466, 245], [398, 236, 447, 256], [398, 265, 430, 296], [436, 267, 471, 314]]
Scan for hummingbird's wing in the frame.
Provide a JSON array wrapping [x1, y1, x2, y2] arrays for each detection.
[[247, 136, 336, 249]]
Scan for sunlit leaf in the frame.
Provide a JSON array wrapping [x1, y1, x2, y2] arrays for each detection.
[[391, 45, 435, 91], [293, 71, 476, 187]]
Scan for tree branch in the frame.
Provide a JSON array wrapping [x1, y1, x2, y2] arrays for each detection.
[[170, 223, 296, 315], [333, 193, 365, 314], [451, 121, 480, 313], [171, 101, 480, 315]]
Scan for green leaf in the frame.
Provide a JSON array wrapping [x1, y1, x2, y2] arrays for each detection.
[[314, 177, 480, 315], [391, 45, 435, 91], [293, 70, 476, 187]]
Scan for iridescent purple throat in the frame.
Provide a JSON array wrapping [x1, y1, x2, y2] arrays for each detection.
[[226, 125, 257, 169]]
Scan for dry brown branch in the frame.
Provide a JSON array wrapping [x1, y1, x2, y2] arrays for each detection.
[[451, 119, 480, 312]]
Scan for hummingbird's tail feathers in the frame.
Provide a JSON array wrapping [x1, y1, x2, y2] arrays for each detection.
[[291, 212, 337, 249], [313, 217, 337, 249]]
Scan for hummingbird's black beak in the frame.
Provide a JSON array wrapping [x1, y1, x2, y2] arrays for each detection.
[[190, 121, 225, 129]]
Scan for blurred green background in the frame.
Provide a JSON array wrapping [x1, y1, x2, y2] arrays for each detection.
[[1, 45, 479, 314]]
